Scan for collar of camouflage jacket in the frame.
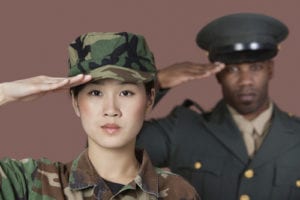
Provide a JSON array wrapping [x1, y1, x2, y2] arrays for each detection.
[[68, 149, 160, 197]]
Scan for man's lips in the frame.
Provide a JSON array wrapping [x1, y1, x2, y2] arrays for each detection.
[[101, 124, 120, 134], [237, 93, 256, 102]]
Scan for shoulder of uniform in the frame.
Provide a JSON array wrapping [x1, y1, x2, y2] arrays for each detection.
[[35, 158, 66, 172], [37, 157, 53, 164], [155, 167, 177, 176], [287, 112, 300, 118], [154, 167, 192, 185], [180, 98, 205, 113], [168, 99, 212, 121], [155, 167, 199, 198], [0, 157, 38, 167], [0, 157, 40, 181], [278, 110, 300, 130], [285, 111, 300, 122]]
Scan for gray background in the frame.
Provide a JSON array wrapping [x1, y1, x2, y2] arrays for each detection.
[[0, 0, 299, 161]]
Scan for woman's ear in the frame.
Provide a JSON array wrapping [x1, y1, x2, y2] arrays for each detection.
[[146, 88, 156, 113], [71, 92, 81, 117]]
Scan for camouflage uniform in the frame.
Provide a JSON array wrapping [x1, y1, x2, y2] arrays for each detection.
[[0, 32, 200, 199], [0, 149, 199, 199]]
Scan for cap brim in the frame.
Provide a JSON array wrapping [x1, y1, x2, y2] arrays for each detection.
[[89, 65, 156, 83], [209, 43, 278, 64]]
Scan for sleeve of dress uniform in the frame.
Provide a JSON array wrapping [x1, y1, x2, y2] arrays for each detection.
[[0, 157, 38, 199], [137, 106, 180, 167], [153, 88, 169, 107]]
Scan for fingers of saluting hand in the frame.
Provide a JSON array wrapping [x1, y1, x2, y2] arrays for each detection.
[[207, 62, 225, 73], [174, 62, 225, 81], [37, 74, 92, 91], [59, 74, 92, 89], [157, 62, 225, 89], [186, 62, 225, 77], [1, 74, 92, 104], [68, 74, 92, 87], [199, 62, 225, 77]]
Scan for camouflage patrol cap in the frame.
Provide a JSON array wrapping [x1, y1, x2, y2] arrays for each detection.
[[68, 32, 157, 83]]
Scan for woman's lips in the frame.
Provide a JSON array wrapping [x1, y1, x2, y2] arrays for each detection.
[[101, 124, 120, 134]]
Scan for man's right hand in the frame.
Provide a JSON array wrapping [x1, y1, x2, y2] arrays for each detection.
[[157, 62, 225, 89], [0, 74, 92, 106]]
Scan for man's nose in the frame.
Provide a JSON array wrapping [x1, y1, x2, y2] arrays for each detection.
[[238, 70, 254, 86]]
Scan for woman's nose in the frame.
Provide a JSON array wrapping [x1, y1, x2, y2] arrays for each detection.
[[103, 98, 121, 117]]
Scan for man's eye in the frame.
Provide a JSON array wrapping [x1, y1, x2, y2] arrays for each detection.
[[226, 65, 239, 73], [120, 90, 134, 96], [88, 90, 101, 96], [250, 63, 263, 71]]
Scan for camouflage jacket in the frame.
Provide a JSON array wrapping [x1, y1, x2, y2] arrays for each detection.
[[0, 149, 199, 199]]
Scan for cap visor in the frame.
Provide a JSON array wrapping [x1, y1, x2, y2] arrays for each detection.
[[89, 65, 155, 83]]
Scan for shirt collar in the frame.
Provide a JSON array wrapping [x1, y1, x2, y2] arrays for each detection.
[[252, 103, 273, 135], [68, 150, 100, 190], [227, 102, 273, 136], [68, 149, 159, 197]]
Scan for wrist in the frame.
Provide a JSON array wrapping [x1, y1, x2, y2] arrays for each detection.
[[0, 82, 11, 106], [157, 70, 168, 89]]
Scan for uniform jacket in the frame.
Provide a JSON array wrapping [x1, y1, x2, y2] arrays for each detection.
[[0, 149, 199, 200], [137, 100, 300, 200]]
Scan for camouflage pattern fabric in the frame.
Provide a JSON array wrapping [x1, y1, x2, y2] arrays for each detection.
[[68, 32, 157, 83], [0, 149, 200, 199]]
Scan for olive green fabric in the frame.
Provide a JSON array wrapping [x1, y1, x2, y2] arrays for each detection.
[[68, 32, 157, 83], [0, 149, 199, 199]]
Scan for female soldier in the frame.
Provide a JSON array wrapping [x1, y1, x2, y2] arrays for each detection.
[[0, 32, 199, 199]]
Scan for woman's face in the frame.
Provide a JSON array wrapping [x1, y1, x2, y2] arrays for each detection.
[[72, 79, 154, 151]]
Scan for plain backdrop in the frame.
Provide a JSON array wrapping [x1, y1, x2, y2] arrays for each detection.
[[0, 0, 299, 161]]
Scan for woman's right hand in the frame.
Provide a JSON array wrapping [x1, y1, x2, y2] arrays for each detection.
[[0, 74, 91, 105]]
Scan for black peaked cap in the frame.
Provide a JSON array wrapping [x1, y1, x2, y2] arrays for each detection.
[[196, 13, 289, 64]]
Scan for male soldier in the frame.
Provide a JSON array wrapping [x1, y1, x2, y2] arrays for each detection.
[[137, 13, 300, 200]]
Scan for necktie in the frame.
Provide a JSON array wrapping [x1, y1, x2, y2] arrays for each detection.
[[243, 125, 257, 158]]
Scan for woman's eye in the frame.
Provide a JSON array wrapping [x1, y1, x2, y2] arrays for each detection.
[[88, 90, 102, 96], [120, 90, 134, 96]]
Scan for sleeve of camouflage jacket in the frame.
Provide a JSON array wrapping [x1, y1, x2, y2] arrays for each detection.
[[0, 157, 37, 199]]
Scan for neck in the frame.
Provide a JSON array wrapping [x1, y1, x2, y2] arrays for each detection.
[[87, 142, 139, 185], [242, 100, 270, 121]]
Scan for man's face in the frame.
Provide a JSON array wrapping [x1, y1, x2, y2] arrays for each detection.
[[217, 60, 274, 115]]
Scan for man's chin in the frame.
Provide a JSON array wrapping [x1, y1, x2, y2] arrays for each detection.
[[234, 102, 257, 115]]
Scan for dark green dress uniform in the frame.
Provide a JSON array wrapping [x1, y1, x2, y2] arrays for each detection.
[[138, 100, 300, 200], [137, 13, 300, 200]]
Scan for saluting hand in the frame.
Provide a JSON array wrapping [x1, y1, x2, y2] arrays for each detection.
[[157, 62, 225, 89], [0, 74, 92, 105]]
